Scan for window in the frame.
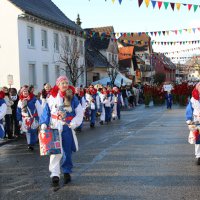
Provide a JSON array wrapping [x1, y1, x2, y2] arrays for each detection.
[[79, 40, 84, 55], [93, 73, 100, 82], [43, 64, 49, 83], [27, 26, 34, 47], [115, 55, 118, 62], [29, 64, 36, 86], [73, 38, 78, 52], [112, 54, 114, 62], [65, 36, 70, 52], [54, 33, 59, 51], [55, 65, 60, 80], [41, 30, 48, 49], [108, 53, 112, 62]]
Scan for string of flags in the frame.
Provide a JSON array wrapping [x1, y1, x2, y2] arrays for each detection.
[[138, 0, 200, 13], [152, 40, 200, 46], [161, 47, 200, 55], [83, 27, 200, 40], [89, 0, 200, 13]]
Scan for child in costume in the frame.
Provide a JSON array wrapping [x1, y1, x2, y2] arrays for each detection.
[[17, 85, 41, 150], [39, 76, 83, 188], [112, 87, 124, 120]]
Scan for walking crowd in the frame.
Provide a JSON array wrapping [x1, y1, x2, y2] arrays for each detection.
[[0, 81, 144, 141], [0, 76, 143, 189]]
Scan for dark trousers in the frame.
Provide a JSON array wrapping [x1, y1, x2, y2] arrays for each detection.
[[11, 114, 20, 136], [5, 114, 12, 138]]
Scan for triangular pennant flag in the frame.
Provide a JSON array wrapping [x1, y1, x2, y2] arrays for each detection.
[[170, 3, 175, 11], [179, 30, 182, 34], [158, 31, 161, 36], [198, 28, 200, 32], [176, 3, 181, 11], [188, 4, 192, 11], [188, 29, 191, 33], [158, 1, 162, 9], [138, 32, 142, 36], [170, 42, 173, 45], [151, 0, 156, 9], [164, 2, 169, 9], [154, 32, 157, 36], [192, 28, 196, 33], [175, 30, 178, 35], [162, 31, 165, 36], [166, 31, 169, 35], [161, 42, 163, 45], [118, 0, 122, 4], [194, 5, 198, 12], [138, 0, 143, 7], [180, 42, 182, 45], [150, 32, 153, 36], [144, 0, 150, 7], [112, 0, 115, 3]]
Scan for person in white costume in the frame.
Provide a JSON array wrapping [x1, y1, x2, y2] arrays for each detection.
[[39, 76, 83, 188]]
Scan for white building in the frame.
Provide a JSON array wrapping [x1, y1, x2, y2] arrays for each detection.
[[0, 0, 85, 92]]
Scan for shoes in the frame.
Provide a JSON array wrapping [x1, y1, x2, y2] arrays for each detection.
[[90, 123, 95, 128], [64, 173, 71, 184], [196, 158, 200, 165], [28, 145, 34, 151], [75, 128, 82, 132], [99, 121, 103, 125], [8, 136, 15, 140], [52, 176, 60, 187]]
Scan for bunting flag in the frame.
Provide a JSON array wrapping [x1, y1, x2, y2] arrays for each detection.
[[136, 0, 200, 12], [159, 46, 200, 55], [152, 39, 200, 45], [83, 25, 200, 40]]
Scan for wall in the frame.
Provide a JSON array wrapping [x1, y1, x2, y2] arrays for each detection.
[[0, 0, 22, 89], [18, 19, 85, 92]]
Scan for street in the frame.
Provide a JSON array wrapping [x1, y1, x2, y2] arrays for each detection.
[[1, 105, 199, 200]]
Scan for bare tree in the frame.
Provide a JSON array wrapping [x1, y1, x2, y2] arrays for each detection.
[[107, 60, 119, 86], [58, 36, 85, 86]]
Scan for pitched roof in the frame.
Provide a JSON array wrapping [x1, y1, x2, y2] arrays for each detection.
[[85, 39, 111, 68], [85, 37, 110, 51], [153, 54, 176, 70], [85, 26, 114, 34], [118, 46, 134, 60], [9, 0, 81, 31], [185, 56, 200, 66], [84, 26, 115, 50]]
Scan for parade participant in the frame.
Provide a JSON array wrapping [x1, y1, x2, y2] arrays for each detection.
[[99, 87, 106, 125], [84, 88, 91, 121], [102, 87, 112, 124], [40, 83, 51, 109], [3, 87, 14, 139], [106, 86, 113, 122], [39, 76, 83, 188], [17, 85, 41, 150], [86, 87, 100, 128], [10, 88, 20, 138], [186, 82, 200, 164], [75, 87, 86, 132], [112, 87, 124, 120], [0, 90, 7, 139], [165, 91, 173, 109]]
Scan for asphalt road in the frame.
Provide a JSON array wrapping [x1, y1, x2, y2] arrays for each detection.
[[0, 104, 199, 200]]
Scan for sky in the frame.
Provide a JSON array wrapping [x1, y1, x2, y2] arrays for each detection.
[[52, 0, 200, 63]]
